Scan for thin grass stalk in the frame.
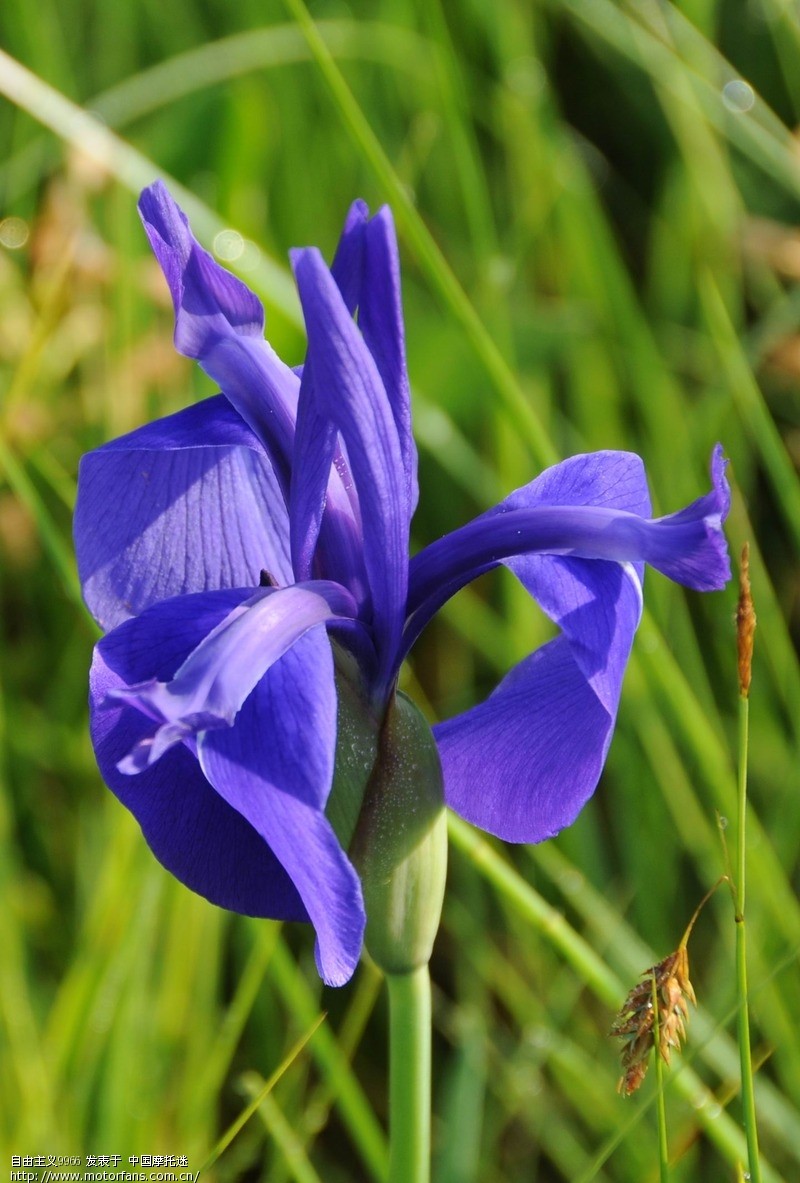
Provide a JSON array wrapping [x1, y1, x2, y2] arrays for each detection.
[[736, 692, 762, 1183], [735, 545, 762, 1183], [279, 0, 556, 469], [651, 974, 670, 1183]]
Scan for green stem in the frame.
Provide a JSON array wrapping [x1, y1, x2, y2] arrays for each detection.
[[386, 966, 431, 1183], [651, 975, 670, 1183], [736, 693, 762, 1183]]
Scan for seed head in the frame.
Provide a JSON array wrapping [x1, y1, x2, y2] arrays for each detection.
[[736, 543, 756, 698], [611, 946, 696, 1096]]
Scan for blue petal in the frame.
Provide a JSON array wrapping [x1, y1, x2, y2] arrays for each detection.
[[291, 246, 410, 682], [199, 640, 366, 987], [75, 395, 293, 630], [637, 443, 731, 590], [138, 182, 299, 477], [330, 201, 418, 513], [111, 582, 359, 772], [289, 355, 340, 582], [430, 450, 726, 842], [289, 354, 368, 605], [498, 451, 649, 714], [90, 589, 308, 920], [435, 638, 614, 842], [330, 199, 370, 314], [405, 448, 730, 657]]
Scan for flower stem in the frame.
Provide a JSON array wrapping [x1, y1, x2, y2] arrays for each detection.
[[386, 966, 431, 1183], [736, 692, 762, 1183]]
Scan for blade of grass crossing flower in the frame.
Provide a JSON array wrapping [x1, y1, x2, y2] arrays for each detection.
[[280, 0, 557, 470], [0, 47, 301, 322], [417, 0, 499, 265], [239, 1078, 324, 1183], [198, 1011, 327, 1176], [0, 22, 438, 203]]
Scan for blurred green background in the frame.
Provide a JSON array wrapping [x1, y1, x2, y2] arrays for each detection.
[[1, 0, 799, 1179]]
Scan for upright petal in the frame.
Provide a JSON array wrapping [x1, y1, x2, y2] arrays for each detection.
[[90, 588, 309, 921], [110, 582, 359, 772], [289, 353, 368, 606], [330, 201, 417, 513], [330, 199, 370, 313], [289, 354, 339, 583], [138, 181, 299, 478], [292, 247, 410, 681], [75, 395, 293, 630], [199, 638, 366, 986]]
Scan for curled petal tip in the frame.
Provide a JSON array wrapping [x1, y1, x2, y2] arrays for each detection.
[[640, 446, 732, 592], [702, 444, 733, 589], [116, 741, 155, 776], [710, 443, 732, 519]]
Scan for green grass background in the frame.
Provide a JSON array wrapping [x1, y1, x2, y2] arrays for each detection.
[[1, 0, 799, 1178]]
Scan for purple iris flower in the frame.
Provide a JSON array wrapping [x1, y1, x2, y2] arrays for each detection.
[[74, 182, 731, 986]]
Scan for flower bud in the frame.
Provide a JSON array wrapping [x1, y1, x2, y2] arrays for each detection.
[[349, 692, 448, 975], [325, 658, 381, 850]]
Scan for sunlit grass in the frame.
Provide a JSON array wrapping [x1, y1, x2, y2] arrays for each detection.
[[1, 0, 799, 1178]]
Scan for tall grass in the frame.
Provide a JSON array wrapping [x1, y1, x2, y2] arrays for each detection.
[[0, 0, 798, 1178]]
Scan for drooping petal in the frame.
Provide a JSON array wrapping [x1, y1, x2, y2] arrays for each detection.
[[111, 582, 358, 772], [291, 246, 409, 679], [405, 448, 730, 658], [90, 588, 308, 921], [199, 639, 365, 987], [75, 395, 293, 631], [497, 451, 649, 715], [138, 181, 299, 477], [434, 638, 615, 843], [432, 449, 730, 841], [428, 457, 645, 836]]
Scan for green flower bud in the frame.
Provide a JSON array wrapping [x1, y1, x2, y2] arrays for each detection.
[[325, 655, 381, 851], [349, 691, 448, 975]]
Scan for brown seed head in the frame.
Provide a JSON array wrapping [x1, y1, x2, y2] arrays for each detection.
[[611, 946, 696, 1096], [736, 543, 756, 698]]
